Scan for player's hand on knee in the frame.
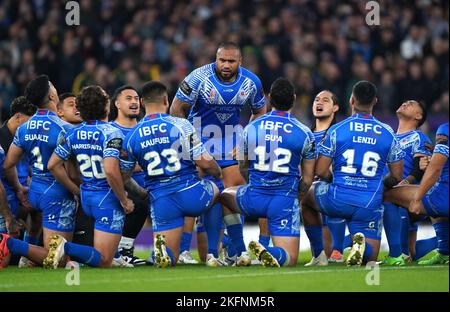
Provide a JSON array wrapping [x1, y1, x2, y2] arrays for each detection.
[[17, 186, 32, 210], [6, 218, 25, 238], [419, 156, 431, 171], [121, 198, 135, 214], [408, 199, 422, 215]]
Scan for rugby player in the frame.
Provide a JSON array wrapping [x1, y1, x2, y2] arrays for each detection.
[[384, 122, 449, 265], [301, 81, 404, 266], [221, 78, 316, 267], [120, 81, 222, 268], [109, 85, 148, 266], [44, 85, 139, 268]]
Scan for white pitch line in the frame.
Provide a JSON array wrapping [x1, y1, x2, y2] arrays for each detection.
[[0, 265, 447, 289]]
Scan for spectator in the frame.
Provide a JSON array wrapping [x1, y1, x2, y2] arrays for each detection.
[[0, 0, 447, 128]]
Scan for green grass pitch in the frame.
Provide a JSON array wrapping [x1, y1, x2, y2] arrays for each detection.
[[0, 251, 447, 292]]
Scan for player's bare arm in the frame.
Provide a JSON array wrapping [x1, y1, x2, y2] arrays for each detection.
[[410, 150, 448, 213], [238, 155, 249, 183], [121, 170, 148, 200], [104, 157, 134, 214], [402, 153, 429, 184], [315, 155, 333, 182], [298, 158, 315, 202], [3, 144, 29, 208], [47, 153, 80, 196], [384, 160, 404, 189], [66, 156, 82, 186], [194, 152, 222, 181], [170, 97, 191, 118], [250, 105, 267, 122], [0, 183, 16, 234]]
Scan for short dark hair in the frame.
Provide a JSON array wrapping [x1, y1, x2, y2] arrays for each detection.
[[10, 96, 37, 116], [269, 78, 295, 111], [76, 86, 109, 121], [141, 81, 167, 104], [352, 80, 377, 106], [217, 41, 241, 54], [416, 100, 427, 128], [59, 92, 75, 102], [24, 75, 50, 108], [109, 85, 139, 121], [58, 92, 76, 109]]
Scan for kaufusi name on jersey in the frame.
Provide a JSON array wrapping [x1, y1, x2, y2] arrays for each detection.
[[137, 123, 171, 148]]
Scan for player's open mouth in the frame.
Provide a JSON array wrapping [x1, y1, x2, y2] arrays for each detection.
[[75, 111, 80, 116], [129, 105, 139, 110]]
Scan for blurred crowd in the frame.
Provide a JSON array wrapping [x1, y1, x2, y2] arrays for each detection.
[[0, 0, 449, 127]]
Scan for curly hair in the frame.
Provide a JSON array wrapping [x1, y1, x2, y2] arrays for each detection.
[[24, 75, 50, 108], [76, 86, 109, 121], [10, 96, 37, 116]]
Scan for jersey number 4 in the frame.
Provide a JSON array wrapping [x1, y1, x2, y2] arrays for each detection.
[[341, 149, 380, 177]]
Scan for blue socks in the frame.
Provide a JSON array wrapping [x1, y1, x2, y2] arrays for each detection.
[[179, 232, 192, 253], [266, 246, 288, 266], [305, 225, 324, 258], [224, 214, 246, 255], [433, 221, 449, 255], [344, 234, 352, 249], [363, 242, 374, 262], [328, 218, 346, 253], [23, 231, 39, 246], [383, 203, 402, 257], [6, 237, 29, 256], [259, 234, 270, 247], [222, 234, 237, 257], [64, 242, 102, 267], [400, 209, 411, 255], [204, 203, 222, 258], [414, 236, 438, 261]]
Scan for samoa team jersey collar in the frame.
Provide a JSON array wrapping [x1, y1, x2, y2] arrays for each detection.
[[35, 109, 57, 117], [211, 63, 243, 87], [143, 113, 169, 121], [351, 113, 374, 119], [269, 110, 291, 118], [83, 120, 109, 126], [111, 121, 134, 130]]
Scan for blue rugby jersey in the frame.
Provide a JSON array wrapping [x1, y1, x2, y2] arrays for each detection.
[[120, 113, 205, 200], [13, 109, 72, 183], [434, 122, 449, 185], [54, 120, 124, 191], [239, 110, 316, 197], [318, 113, 404, 208], [110, 121, 146, 187], [394, 130, 432, 179], [175, 63, 266, 161]]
